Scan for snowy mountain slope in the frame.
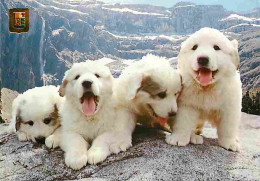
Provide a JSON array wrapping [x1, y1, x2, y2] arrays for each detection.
[[0, 0, 259, 92]]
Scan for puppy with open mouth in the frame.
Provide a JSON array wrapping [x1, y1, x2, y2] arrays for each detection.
[[114, 54, 182, 132], [166, 27, 242, 152], [58, 61, 135, 170], [8, 85, 62, 148]]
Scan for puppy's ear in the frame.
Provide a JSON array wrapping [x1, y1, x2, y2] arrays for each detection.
[[59, 79, 68, 97], [231, 39, 240, 70], [50, 104, 60, 125], [124, 73, 143, 100]]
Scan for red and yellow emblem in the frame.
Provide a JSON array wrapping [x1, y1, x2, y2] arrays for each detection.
[[9, 8, 29, 33]]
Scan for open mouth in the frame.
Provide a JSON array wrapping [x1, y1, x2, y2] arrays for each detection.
[[147, 104, 168, 127], [80, 91, 99, 116], [147, 104, 158, 117], [194, 67, 218, 87]]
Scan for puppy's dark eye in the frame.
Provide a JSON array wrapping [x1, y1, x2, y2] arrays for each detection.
[[157, 91, 167, 99], [75, 75, 80, 80], [95, 74, 100, 78], [214, 45, 220, 50], [43, 118, 51, 125], [28, 121, 34, 126], [192, 45, 198, 50]]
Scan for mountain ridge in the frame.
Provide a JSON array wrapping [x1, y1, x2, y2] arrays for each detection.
[[0, 0, 259, 92]]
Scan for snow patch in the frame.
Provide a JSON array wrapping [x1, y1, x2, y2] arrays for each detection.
[[220, 14, 259, 22], [33, 1, 88, 15], [52, 29, 63, 36], [175, 5, 195, 9], [50, 5, 88, 15], [41, 74, 58, 86], [69, 32, 74, 37], [93, 57, 117, 65], [102, 7, 165, 16], [121, 59, 136, 66], [104, 30, 185, 42], [227, 23, 260, 29]]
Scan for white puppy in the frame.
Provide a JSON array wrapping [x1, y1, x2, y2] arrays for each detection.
[[9, 85, 62, 148], [166, 27, 242, 151], [114, 54, 182, 130], [59, 61, 135, 170]]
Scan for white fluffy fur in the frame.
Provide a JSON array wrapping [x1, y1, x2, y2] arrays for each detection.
[[9, 85, 62, 148], [114, 54, 182, 128], [59, 61, 135, 170], [166, 27, 242, 151]]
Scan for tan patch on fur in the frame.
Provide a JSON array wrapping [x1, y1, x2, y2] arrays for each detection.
[[59, 79, 68, 97], [176, 75, 183, 102], [15, 113, 22, 131], [195, 121, 204, 135], [138, 76, 163, 96], [198, 109, 221, 128], [49, 104, 61, 127]]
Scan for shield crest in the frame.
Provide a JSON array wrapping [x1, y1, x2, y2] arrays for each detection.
[[9, 8, 29, 33]]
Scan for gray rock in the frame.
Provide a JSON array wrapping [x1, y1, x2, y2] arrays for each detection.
[[0, 88, 18, 123], [0, 113, 259, 181]]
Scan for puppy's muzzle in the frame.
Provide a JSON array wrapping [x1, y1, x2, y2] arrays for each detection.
[[198, 56, 209, 67], [82, 81, 92, 89], [35, 136, 45, 144], [168, 112, 176, 117]]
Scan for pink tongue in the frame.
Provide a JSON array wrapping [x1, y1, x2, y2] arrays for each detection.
[[198, 70, 212, 86], [157, 117, 168, 127], [82, 96, 96, 116]]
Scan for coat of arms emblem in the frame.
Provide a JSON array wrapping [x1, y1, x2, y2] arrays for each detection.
[[9, 8, 29, 33]]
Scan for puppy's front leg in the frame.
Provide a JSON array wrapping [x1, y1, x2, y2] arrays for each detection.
[[45, 127, 62, 149], [166, 106, 201, 146], [88, 109, 135, 165], [217, 108, 240, 152], [17, 132, 30, 142], [87, 132, 114, 165], [88, 131, 132, 165], [61, 132, 89, 170]]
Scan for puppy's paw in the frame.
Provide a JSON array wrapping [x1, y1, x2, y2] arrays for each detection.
[[166, 133, 190, 146], [219, 139, 240, 152], [45, 135, 59, 149], [190, 133, 203, 145], [87, 147, 110, 165], [110, 140, 132, 154], [65, 152, 88, 170], [17, 132, 29, 142]]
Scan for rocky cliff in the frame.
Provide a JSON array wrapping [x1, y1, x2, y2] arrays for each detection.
[[0, 0, 259, 92], [0, 88, 18, 123], [0, 113, 259, 180]]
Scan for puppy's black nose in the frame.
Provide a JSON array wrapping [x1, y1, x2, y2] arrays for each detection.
[[197, 56, 209, 66], [35, 137, 45, 144], [168, 112, 176, 117], [82, 81, 92, 89]]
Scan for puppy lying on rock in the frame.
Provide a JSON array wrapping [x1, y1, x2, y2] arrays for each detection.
[[9, 85, 62, 148], [58, 61, 135, 170]]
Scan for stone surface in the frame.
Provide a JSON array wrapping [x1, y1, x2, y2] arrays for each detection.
[[0, 88, 18, 123], [0, 113, 259, 181]]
